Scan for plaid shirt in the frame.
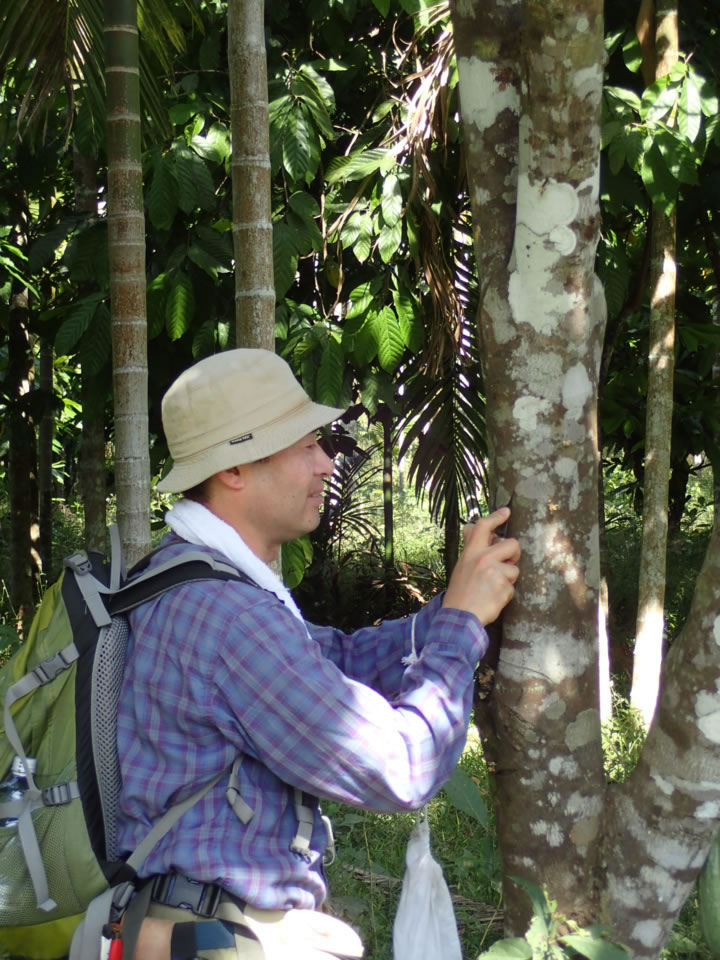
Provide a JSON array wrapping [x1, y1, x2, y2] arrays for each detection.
[[115, 536, 487, 910]]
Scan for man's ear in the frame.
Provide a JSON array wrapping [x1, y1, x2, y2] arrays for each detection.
[[214, 465, 246, 491]]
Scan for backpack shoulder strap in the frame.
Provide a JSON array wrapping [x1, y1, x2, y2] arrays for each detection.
[[108, 551, 259, 616]]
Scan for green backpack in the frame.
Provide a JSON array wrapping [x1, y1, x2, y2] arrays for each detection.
[[0, 528, 250, 960]]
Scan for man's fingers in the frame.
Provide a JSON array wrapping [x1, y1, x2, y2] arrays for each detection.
[[464, 508, 511, 550]]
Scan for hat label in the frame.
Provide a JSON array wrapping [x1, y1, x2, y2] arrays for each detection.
[[229, 433, 254, 445]]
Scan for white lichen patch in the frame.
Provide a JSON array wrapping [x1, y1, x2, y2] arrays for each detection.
[[502, 627, 593, 684], [695, 689, 720, 744], [512, 395, 552, 435], [565, 709, 601, 751], [530, 820, 565, 847], [633, 920, 663, 948], [651, 772, 674, 796], [696, 800, 720, 819], [714, 615, 720, 647], [456, 56, 518, 131], [548, 755, 580, 779], [542, 692, 567, 720], [562, 363, 592, 420]]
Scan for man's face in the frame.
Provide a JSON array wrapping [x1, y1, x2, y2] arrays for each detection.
[[239, 432, 335, 560]]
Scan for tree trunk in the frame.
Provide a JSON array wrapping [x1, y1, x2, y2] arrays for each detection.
[[104, 0, 151, 564], [452, 0, 608, 933], [37, 337, 54, 575], [227, 0, 275, 349], [7, 283, 37, 636], [631, 1, 679, 729], [379, 405, 394, 575], [73, 146, 108, 554]]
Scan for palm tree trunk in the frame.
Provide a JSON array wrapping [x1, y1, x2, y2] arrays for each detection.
[[73, 147, 108, 553], [631, 1, 679, 728], [227, 0, 275, 349], [105, 0, 150, 564], [37, 337, 54, 574]]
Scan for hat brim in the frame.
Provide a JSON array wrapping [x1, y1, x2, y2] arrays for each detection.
[[156, 398, 346, 493]]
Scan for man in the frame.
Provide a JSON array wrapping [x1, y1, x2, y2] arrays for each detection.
[[117, 348, 520, 960]]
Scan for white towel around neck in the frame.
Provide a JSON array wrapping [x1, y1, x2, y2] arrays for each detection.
[[165, 498, 305, 623]]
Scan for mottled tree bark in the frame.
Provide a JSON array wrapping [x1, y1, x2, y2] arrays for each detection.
[[452, 0, 607, 932], [73, 147, 108, 554], [227, 0, 275, 349], [631, 1, 679, 729], [105, 0, 151, 564]]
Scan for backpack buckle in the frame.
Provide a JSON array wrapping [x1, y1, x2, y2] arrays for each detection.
[[41, 782, 76, 806], [151, 873, 223, 918], [64, 551, 92, 576]]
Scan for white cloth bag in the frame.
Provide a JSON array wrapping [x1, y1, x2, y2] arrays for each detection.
[[392, 810, 463, 960]]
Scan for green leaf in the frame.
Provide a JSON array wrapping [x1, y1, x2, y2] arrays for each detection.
[[149, 155, 178, 231], [192, 318, 217, 359], [443, 765, 489, 826], [381, 173, 403, 226], [193, 225, 233, 271], [191, 122, 231, 164], [393, 287, 424, 353], [273, 221, 299, 299], [283, 104, 321, 183], [317, 338, 345, 406], [325, 147, 395, 185], [478, 939, 532, 959], [79, 302, 111, 376], [169, 102, 203, 126], [604, 86, 642, 113], [621, 30, 642, 74], [166, 270, 195, 340], [351, 311, 379, 366], [561, 934, 631, 959], [282, 535, 313, 589], [679, 73, 703, 142], [28, 221, 74, 273], [640, 141, 678, 214], [376, 307, 405, 373], [353, 216, 373, 263], [55, 293, 105, 355], [147, 273, 170, 340], [288, 191, 321, 219], [640, 75, 680, 124], [378, 220, 402, 264], [174, 144, 216, 213]]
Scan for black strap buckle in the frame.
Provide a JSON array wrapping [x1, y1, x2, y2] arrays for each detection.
[[150, 873, 223, 918]]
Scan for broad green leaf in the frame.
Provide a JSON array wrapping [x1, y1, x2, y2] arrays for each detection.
[[288, 191, 321, 219], [55, 293, 104, 355], [340, 211, 364, 247], [655, 129, 699, 185], [79, 302, 112, 376], [679, 73, 703, 142], [621, 30, 642, 74], [604, 86, 642, 113], [372, 0, 391, 16], [346, 279, 380, 319], [298, 64, 336, 111], [273, 221, 299, 299], [325, 147, 395, 185], [640, 75, 680, 124], [188, 243, 221, 279], [640, 142, 678, 214], [174, 144, 215, 213], [561, 934, 630, 960], [353, 217, 373, 263], [479, 939, 532, 959], [694, 68, 720, 117], [192, 318, 216, 359], [166, 270, 195, 340], [191, 122, 231, 164], [147, 273, 170, 340], [381, 173, 403, 226], [443, 765, 489, 826], [28, 221, 74, 273], [378, 220, 402, 264], [317, 338, 345, 405], [393, 288, 424, 353], [148, 155, 178, 231], [283, 105, 321, 183], [351, 311, 379, 366], [169, 102, 202, 126], [282, 535, 313, 589], [376, 307, 405, 373], [510, 876, 551, 934], [193, 225, 233, 271]]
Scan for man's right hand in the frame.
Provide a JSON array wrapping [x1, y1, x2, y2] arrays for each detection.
[[442, 508, 521, 625]]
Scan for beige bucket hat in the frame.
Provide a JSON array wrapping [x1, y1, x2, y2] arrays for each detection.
[[157, 349, 346, 493]]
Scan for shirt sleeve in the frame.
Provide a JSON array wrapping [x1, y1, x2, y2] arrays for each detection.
[[210, 587, 487, 813]]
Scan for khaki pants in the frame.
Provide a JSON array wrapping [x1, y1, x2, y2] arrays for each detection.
[[135, 901, 364, 960]]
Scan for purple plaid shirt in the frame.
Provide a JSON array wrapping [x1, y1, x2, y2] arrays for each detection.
[[115, 536, 487, 910]]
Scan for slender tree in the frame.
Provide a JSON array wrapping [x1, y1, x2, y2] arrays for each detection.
[[227, 0, 275, 349], [631, 0, 679, 728], [104, 0, 151, 563]]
